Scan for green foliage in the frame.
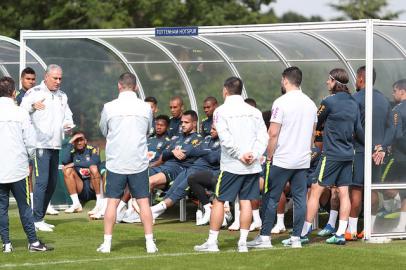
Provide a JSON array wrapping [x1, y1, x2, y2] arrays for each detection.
[[330, 0, 403, 20]]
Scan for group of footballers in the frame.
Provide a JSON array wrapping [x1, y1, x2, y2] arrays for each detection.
[[1, 62, 406, 254]]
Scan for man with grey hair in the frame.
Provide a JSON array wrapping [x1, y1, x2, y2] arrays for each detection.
[[98, 72, 157, 253], [21, 64, 74, 232]]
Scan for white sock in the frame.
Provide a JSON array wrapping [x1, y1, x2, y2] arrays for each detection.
[[96, 194, 102, 205], [203, 203, 211, 214], [151, 201, 167, 215], [397, 211, 406, 229], [239, 229, 249, 243], [327, 210, 338, 228], [145, 234, 154, 242], [224, 201, 230, 208], [348, 217, 358, 234], [31, 241, 40, 246], [252, 209, 261, 223], [234, 200, 240, 223], [70, 194, 80, 206], [276, 213, 285, 226], [336, 220, 348, 236], [208, 230, 219, 243], [260, 235, 270, 242], [103, 234, 112, 246], [117, 200, 126, 212], [301, 221, 312, 237]]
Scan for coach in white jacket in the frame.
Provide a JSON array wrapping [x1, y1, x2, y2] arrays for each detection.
[[0, 77, 52, 252], [21, 64, 74, 232], [195, 77, 269, 253]]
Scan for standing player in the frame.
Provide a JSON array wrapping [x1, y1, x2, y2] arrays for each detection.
[[97, 72, 157, 253], [194, 77, 268, 252], [0, 77, 52, 252], [301, 68, 364, 245], [200, 97, 217, 137], [347, 66, 394, 240], [21, 64, 74, 232], [384, 79, 406, 232], [248, 66, 317, 249]]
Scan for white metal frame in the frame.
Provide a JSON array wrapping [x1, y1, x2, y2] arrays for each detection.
[[20, 20, 406, 238]]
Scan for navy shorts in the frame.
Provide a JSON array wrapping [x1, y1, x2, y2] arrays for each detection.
[[313, 155, 353, 187], [352, 152, 382, 186], [78, 180, 96, 202], [149, 163, 184, 184], [215, 171, 260, 202], [105, 169, 149, 199], [381, 158, 406, 183]]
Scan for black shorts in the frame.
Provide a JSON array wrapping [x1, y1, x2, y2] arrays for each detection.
[[215, 171, 260, 202], [313, 155, 353, 187], [352, 152, 382, 186], [105, 169, 149, 199], [381, 158, 406, 184], [78, 180, 96, 202]]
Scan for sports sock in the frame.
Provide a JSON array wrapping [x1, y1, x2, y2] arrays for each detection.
[[118, 200, 127, 211], [239, 229, 249, 243], [145, 234, 154, 242], [252, 209, 261, 223], [70, 194, 80, 206], [348, 217, 358, 234], [151, 201, 167, 216], [103, 234, 112, 246], [327, 210, 338, 228], [96, 194, 102, 206], [260, 235, 270, 242], [301, 221, 312, 237], [336, 220, 348, 236], [276, 213, 285, 226], [30, 192, 34, 208], [208, 230, 219, 243]]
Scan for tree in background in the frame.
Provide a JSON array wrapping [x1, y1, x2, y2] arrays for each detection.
[[330, 0, 403, 20]]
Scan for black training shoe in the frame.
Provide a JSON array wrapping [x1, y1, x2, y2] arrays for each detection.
[[28, 241, 54, 252]]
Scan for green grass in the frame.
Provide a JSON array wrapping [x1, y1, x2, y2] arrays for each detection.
[[1, 204, 406, 270]]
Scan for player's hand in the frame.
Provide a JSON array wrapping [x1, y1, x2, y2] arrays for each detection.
[[240, 152, 255, 165], [63, 163, 74, 169], [172, 149, 186, 160], [32, 99, 45, 110], [69, 133, 83, 144], [373, 150, 385, 165]]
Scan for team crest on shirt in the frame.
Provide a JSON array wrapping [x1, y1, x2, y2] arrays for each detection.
[[86, 156, 90, 161], [191, 139, 199, 146]]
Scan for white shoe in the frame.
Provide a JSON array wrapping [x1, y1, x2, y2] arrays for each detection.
[[271, 223, 286, 234], [43, 221, 55, 229], [194, 240, 219, 252], [146, 241, 158, 253], [96, 243, 111, 253], [46, 205, 59, 215], [122, 212, 141, 223], [249, 220, 262, 232], [35, 221, 53, 232], [88, 205, 101, 216], [197, 212, 211, 226], [116, 207, 127, 223], [64, 204, 83, 214], [291, 237, 302, 248], [2, 243, 13, 253], [247, 235, 273, 249], [89, 211, 104, 220], [237, 241, 248, 253], [228, 221, 240, 231]]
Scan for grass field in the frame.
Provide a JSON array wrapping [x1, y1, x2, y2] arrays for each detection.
[[1, 203, 406, 270]]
